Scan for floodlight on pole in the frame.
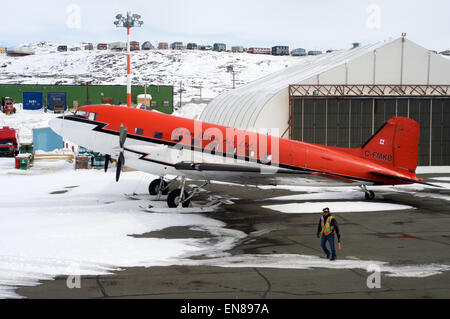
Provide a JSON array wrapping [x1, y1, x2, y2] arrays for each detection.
[[114, 11, 143, 107]]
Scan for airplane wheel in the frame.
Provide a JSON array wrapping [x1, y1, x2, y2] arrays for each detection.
[[149, 179, 169, 195], [365, 191, 375, 200], [167, 189, 190, 208]]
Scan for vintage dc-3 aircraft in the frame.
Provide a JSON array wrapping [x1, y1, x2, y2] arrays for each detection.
[[49, 105, 435, 208]]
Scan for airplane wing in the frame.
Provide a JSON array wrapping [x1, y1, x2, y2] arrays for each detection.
[[173, 162, 376, 186], [174, 162, 312, 175]]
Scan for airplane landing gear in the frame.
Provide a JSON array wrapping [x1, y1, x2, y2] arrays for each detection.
[[149, 178, 169, 196], [167, 176, 210, 208], [149, 176, 178, 196], [360, 185, 375, 200]]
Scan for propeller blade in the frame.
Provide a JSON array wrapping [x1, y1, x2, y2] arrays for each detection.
[[104, 155, 111, 173], [115, 152, 124, 182], [119, 124, 128, 148]]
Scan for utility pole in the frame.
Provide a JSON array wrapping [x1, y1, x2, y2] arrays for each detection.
[[178, 81, 185, 108], [227, 65, 236, 89], [114, 12, 143, 107]]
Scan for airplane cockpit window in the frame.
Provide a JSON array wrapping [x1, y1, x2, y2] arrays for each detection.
[[88, 112, 97, 121], [75, 110, 88, 118]]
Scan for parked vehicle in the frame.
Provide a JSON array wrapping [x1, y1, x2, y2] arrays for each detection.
[[97, 43, 108, 50], [1, 97, 16, 115], [57, 45, 68, 52], [0, 127, 19, 157]]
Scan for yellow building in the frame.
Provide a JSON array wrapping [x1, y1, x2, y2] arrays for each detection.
[[0, 47, 7, 54]]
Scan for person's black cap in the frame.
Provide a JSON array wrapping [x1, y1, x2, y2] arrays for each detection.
[[323, 207, 330, 212]]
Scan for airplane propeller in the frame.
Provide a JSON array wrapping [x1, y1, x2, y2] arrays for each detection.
[[104, 154, 111, 173], [116, 124, 127, 182]]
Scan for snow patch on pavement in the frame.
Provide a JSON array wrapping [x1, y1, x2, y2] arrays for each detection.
[[263, 202, 414, 214], [175, 254, 450, 278]]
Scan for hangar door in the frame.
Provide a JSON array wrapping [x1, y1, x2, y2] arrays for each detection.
[[291, 97, 450, 166]]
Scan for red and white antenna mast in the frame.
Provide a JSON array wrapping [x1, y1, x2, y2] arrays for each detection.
[[114, 12, 143, 107]]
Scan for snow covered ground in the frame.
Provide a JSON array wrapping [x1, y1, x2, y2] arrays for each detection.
[[0, 42, 306, 102], [0, 159, 246, 298], [1, 153, 450, 298]]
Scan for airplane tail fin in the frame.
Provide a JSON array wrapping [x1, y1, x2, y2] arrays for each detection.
[[360, 117, 420, 174]]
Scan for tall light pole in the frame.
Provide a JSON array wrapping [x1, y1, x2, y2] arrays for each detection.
[[114, 12, 143, 107]]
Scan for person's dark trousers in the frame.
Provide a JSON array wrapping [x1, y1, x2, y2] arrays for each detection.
[[320, 234, 337, 259]]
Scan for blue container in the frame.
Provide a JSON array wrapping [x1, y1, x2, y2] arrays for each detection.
[[32, 127, 64, 152], [47, 92, 67, 111], [23, 92, 43, 110]]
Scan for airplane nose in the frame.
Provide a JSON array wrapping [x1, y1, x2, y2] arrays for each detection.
[[49, 117, 64, 137]]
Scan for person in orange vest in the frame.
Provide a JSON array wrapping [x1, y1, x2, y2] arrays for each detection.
[[317, 207, 341, 261]]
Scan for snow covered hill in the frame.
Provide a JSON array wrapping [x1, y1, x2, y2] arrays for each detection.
[[0, 42, 310, 102]]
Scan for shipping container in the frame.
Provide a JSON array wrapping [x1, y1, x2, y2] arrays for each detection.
[[23, 92, 43, 110], [0, 84, 174, 114], [47, 92, 67, 112], [84, 43, 94, 50]]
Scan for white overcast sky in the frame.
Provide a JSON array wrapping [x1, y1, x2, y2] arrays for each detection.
[[1, 0, 449, 51]]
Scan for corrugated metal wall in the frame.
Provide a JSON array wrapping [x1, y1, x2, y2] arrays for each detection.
[[292, 97, 450, 166], [0, 84, 174, 114]]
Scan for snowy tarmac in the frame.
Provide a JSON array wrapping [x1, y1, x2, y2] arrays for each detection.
[[0, 158, 449, 298]]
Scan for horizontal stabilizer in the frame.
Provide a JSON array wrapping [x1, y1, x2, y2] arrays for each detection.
[[370, 171, 442, 188]]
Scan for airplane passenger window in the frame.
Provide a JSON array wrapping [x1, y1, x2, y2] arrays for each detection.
[[154, 132, 163, 139], [88, 113, 97, 121], [135, 128, 144, 135]]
